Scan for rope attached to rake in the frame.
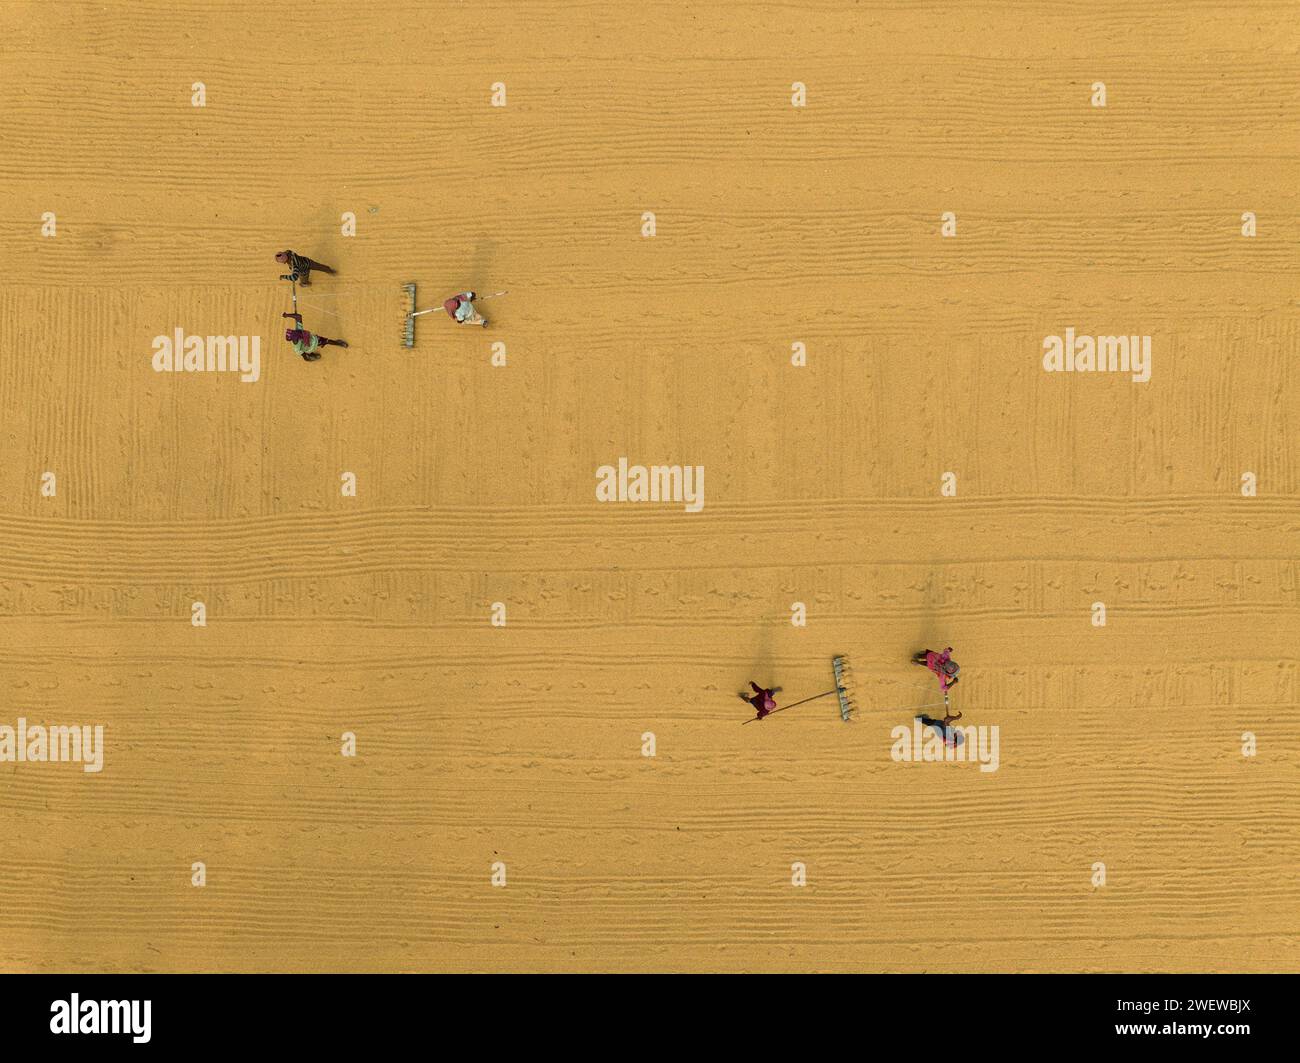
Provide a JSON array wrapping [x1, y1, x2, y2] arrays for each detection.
[[285, 276, 345, 319], [294, 296, 343, 319]]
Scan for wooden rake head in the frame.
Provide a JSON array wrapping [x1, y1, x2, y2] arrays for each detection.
[[402, 282, 417, 348], [832, 655, 856, 721]]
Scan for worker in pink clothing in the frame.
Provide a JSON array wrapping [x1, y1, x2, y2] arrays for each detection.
[[912, 646, 960, 693]]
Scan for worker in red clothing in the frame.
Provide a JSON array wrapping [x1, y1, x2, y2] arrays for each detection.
[[443, 291, 487, 327], [912, 646, 960, 693], [739, 681, 781, 720]]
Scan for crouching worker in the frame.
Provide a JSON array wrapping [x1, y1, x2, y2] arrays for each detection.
[[443, 291, 487, 327]]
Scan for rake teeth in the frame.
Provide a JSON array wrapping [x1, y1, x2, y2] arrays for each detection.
[[832, 655, 855, 722], [402, 282, 416, 347]]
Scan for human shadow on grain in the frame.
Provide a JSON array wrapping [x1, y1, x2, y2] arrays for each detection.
[[737, 623, 778, 707]]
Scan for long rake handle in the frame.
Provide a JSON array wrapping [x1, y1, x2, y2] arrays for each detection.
[[410, 290, 509, 318], [741, 688, 839, 725], [774, 689, 840, 712]]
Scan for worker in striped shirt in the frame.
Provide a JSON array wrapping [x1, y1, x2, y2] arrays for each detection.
[[276, 250, 335, 286]]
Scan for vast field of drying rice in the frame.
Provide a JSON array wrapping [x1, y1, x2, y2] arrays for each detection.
[[0, 0, 1297, 972]]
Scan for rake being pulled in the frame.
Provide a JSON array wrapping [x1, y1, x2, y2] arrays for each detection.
[[739, 654, 953, 726]]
